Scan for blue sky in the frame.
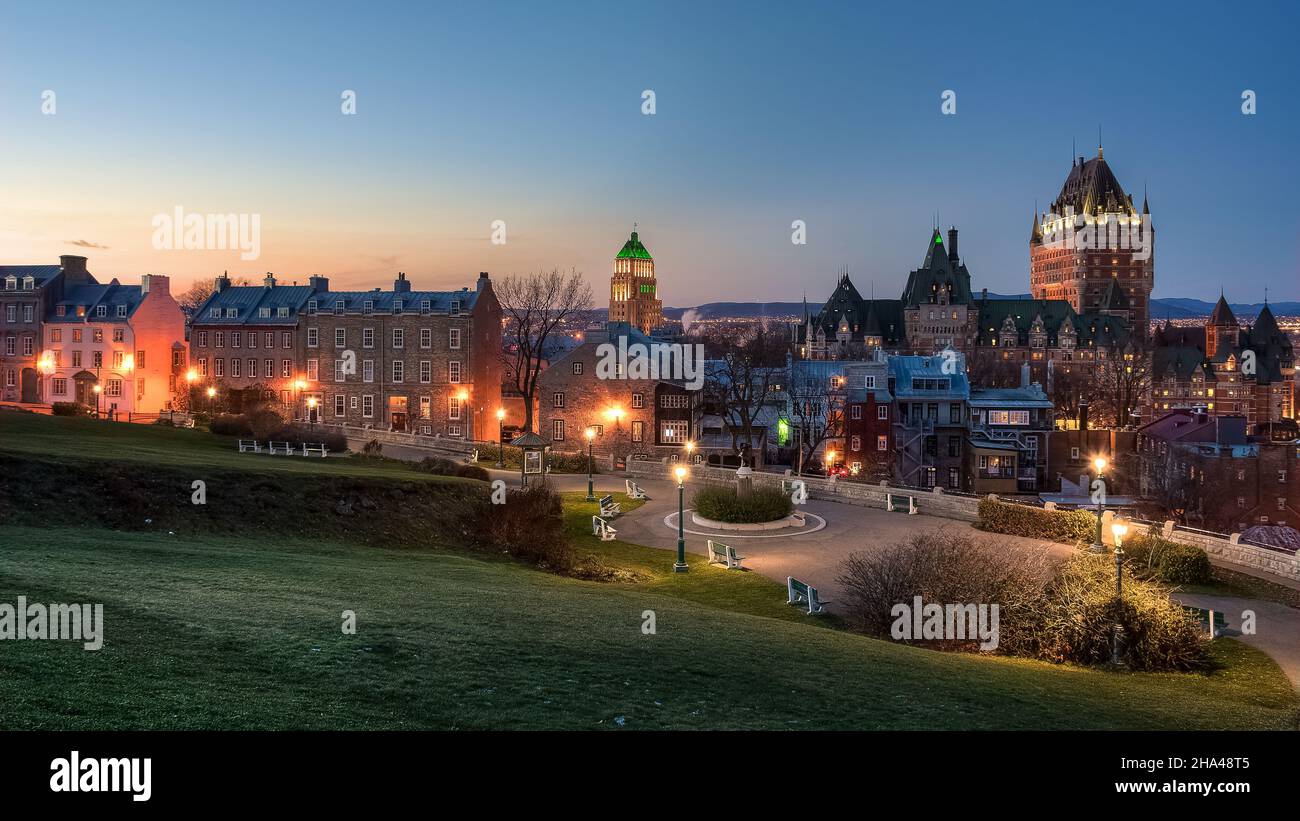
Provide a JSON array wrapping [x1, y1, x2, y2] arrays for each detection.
[[2, 1, 1297, 304]]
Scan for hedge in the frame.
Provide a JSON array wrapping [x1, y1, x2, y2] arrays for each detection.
[[976, 498, 1096, 544], [692, 485, 792, 523], [1122, 533, 1213, 584]]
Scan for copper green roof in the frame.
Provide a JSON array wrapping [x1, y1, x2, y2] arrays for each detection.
[[616, 231, 653, 260]]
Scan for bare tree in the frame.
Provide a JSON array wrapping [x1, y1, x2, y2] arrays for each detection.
[[788, 373, 844, 471], [178, 275, 253, 314], [701, 324, 786, 455], [1093, 343, 1151, 429], [497, 268, 592, 434]]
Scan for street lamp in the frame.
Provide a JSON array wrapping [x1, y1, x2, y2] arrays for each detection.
[[93, 384, 102, 418], [674, 465, 689, 573], [207, 385, 216, 414], [306, 396, 318, 428], [685, 439, 695, 464], [1090, 455, 1108, 553], [1110, 517, 1129, 666], [495, 408, 505, 468], [584, 427, 596, 501], [826, 448, 837, 475]]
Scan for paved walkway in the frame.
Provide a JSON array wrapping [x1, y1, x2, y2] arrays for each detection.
[[359, 439, 1300, 690]]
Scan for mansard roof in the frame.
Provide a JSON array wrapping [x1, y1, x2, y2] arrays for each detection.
[[901, 229, 974, 308], [974, 298, 1129, 349], [47, 280, 146, 323], [1051, 150, 1137, 216], [799, 271, 906, 347]]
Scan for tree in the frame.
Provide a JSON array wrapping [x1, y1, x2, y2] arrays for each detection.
[[787, 372, 844, 472], [1093, 343, 1152, 429], [701, 324, 786, 455], [497, 268, 592, 434], [177, 275, 252, 314]]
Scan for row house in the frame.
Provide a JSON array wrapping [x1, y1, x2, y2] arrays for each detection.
[[537, 322, 696, 463], [0, 255, 97, 403], [965, 368, 1054, 496], [890, 353, 970, 490], [42, 274, 187, 414], [191, 271, 502, 439]]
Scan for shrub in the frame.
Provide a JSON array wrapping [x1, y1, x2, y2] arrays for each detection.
[[247, 407, 285, 440], [1123, 533, 1212, 585], [209, 413, 253, 437], [692, 485, 792, 523], [414, 456, 490, 482], [976, 498, 1095, 543], [482, 445, 593, 474], [475, 484, 573, 571], [51, 402, 89, 417], [362, 439, 383, 456], [277, 425, 348, 453], [837, 531, 1208, 671]]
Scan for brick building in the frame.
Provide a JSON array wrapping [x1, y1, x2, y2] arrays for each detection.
[[966, 375, 1054, 496], [890, 353, 970, 489], [608, 230, 662, 335], [1, 255, 97, 403]]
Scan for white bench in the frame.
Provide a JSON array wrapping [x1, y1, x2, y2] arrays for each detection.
[[301, 443, 328, 458], [591, 515, 617, 541], [787, 576, 830, 615], [707, 539, 745, 569], [886, 492, 918, 515], [625, 479, 648, 500], [237, 440, 262, 454], [268, 441, 294, 456], [464, 448, 479, 465], [598, 494, 621, 518]]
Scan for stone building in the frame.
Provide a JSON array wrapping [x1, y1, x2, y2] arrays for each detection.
[[608, 229, 662, 335], [1, 255, 97, 404]]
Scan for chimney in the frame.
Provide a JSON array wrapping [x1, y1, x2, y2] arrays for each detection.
[[1020, 362, 1030, 388], [394, 272, 412, 293], [981, 287, 988, 302], [140, 274, 169, 295], [214, 271, 231, 293], [263, 272, 276, 287], [59, 255, 89, 276], [308, 275, 330, 293], [1078, 400, 1089, 432], [477, 271, 490, 292], [947, 227, 959, 263]]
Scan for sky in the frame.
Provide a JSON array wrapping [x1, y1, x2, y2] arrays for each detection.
[[2, 1, 1298, 306]]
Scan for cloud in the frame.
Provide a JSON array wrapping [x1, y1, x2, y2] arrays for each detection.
[[66, 239, 109, 250]]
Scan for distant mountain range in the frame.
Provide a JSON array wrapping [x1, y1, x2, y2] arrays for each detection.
[[658, 296, 1300, 321]]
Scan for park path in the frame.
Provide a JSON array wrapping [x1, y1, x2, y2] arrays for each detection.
[[357, 439, 1300, 690]]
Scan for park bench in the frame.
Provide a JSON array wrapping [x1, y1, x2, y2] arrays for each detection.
[[1182, 605, 1227, 638], [625, 479, 648, 500], [268, 441, 294, 456], [787, 576, 830, 615], [464, 448, 479, 465], [591, 515, 618, 542], [707, 539, 745, 569], [237, 440, 262, 454], [598, 494, 621, 518], [301, 443, 328, 458], [886, 492, 918, 515]]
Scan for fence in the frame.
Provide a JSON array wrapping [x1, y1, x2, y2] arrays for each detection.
[[626, 457, 1300, 583], [322, 423, 479, 459]]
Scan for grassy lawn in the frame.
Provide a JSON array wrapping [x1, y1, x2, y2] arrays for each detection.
[[1179, 566, 1300, 609], [0, 411, 434, 481]]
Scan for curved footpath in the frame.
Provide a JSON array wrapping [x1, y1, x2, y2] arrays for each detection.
[[354, 439, 1300, 690]]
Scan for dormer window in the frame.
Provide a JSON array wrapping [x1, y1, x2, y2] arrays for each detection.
[[307, 300, 317, 315], [420, 300, 431, 314], [4, 276, 14, 290], [95, 305, 107, 317], [334, 300, 345, 315], [277, 307, 289, 317], [450, 299, 461, 314], [363, 300, 374, 314], [23, 277, 34, 290], [55, 305, 66, 317], [393, 300, 403, 314], [210, 307, 220, 317], [259, 307, 271, 318], [117, 305, 127, 317], [226, 308, 239, 318]]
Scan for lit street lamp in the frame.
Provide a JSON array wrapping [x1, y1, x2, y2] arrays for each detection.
[[584, 427, 596, 501], [306, 396, 318, 428], [1110, 517, 1130, 666], [93, 384, 102, 418], [207, 385, 217, 414], [495, 408, 506, 467], [1090, 455, 1107, 553], [674, 465, 689, 573], [685, 439, 695, 464]]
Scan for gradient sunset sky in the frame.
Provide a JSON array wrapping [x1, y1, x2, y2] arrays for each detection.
[[3, 1, 1297, 305]]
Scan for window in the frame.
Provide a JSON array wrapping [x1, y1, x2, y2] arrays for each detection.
[[948, 436, 960, 457], [450, 299, 461, 314], [51, 377, 67, 395], [449, 396, 462, 420], [419, 361, 431, 383], [420, 300, 431, 315], [660, 393, 690, 409], [307, 300, 318, 315], [197, 331, 208, 348], [862, 375, 876, 389], [1237, 497, 1246, 508], [392, 328, 404, 349], [420, 396, 431, 419], [96, 305, 107, 317], [662, 420, 689, 442], [92, 351, 103, 368], [449, 328, 461, 349], [281, 360, 292, 378], [117, 305, 127, 318], [334, 300, 345, 315], [1070, 447, 1080, 460], [113, 328, 125, 343], [265, 332, 274, 348], [449, 361, 461, 383], [259, 307, 271, 318], [632, 392, 644, 409], [987, 410, 1029, 425], [631, 420, 644, 443], [850, 435, 862, 451], [306, 359, 318, 380], [49, 329, 61, 343], [393, 300, 403, 315], [552, 419, 565, 441], [307, 327, 318, 348], [362, 395, 374, 418], [1280, 471, 1288, 483], [105, 379, 122, 397], [334, 360, 346, 382], [392, 360, 404, 382], [949, 403, 962, 424], [572, 362, 583, 375], [363, 360, 374, 382], [949, 467, 961, 488], [231, 358, 242, 378], [248, 332, 257, 349], [215, 331, 224, 348], [363, 300, 374, 314], [877, 435, 888, 451], [420, 328, 431, 349], [553, 392, 565, 408], [1279, 498, 1288, 511], [335, 328, 346, 348], [231, 331, 241, 348], [198, 357, 208, 376], [877, 405, 888, 420], [22, 337, 33, 356], [264, 359, 273, 378], [334, 394, 345, 417], [851, 405, 862, 420], [113, 351, 125, 369], [281, 331, 292, 348], [363, 328, 374, 348], [247, 359, 258, 378], [73, 351, 82, 368]]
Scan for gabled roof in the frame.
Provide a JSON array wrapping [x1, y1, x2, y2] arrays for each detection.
[[47, 280, 145, 323], [799, 271, 906, 348], [0, 265, 63, 288], [1208, 294, 1238, 326], [900, 229, 974, 307]]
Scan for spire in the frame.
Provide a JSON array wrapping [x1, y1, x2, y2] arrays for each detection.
[[1209, 292, 1237, 327], [1097, 125, 1103, 160]]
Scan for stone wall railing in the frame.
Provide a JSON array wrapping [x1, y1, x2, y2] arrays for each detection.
[[329, 424, 477, 458], [626, 458, 1300, 583]]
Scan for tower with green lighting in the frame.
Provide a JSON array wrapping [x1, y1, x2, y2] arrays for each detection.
[[609, 228, 662, 335]]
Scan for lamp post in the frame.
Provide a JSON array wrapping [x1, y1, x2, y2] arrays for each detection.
[[826, 448, 837, 476], [674, 465, 688, 573], [495, 408, 505, 467], [294, 379, 307, 421], [93, 384, 102, 419], [584, 427, 596, 501], [685, 439, 695, 464], [185, 369, 198, 412], [306, 396, 318, 429], [206, 386, 216, 414], [1090, 455, 1108, 553], [1110, 518, 1129, 666]]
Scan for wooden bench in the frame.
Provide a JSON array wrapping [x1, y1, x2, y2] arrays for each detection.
[[787, 576, 830, 615], [886, 492, 918, 515], [1182, 605, 1227, 638], [267, 441, 294, 456], [301, 443, 328, 458], [598, 494, 621, 518], [591, 515, 617, 541], [624, 479, 648, 500], [237, 440, 262, 454], [707, 539, 745, 569]]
